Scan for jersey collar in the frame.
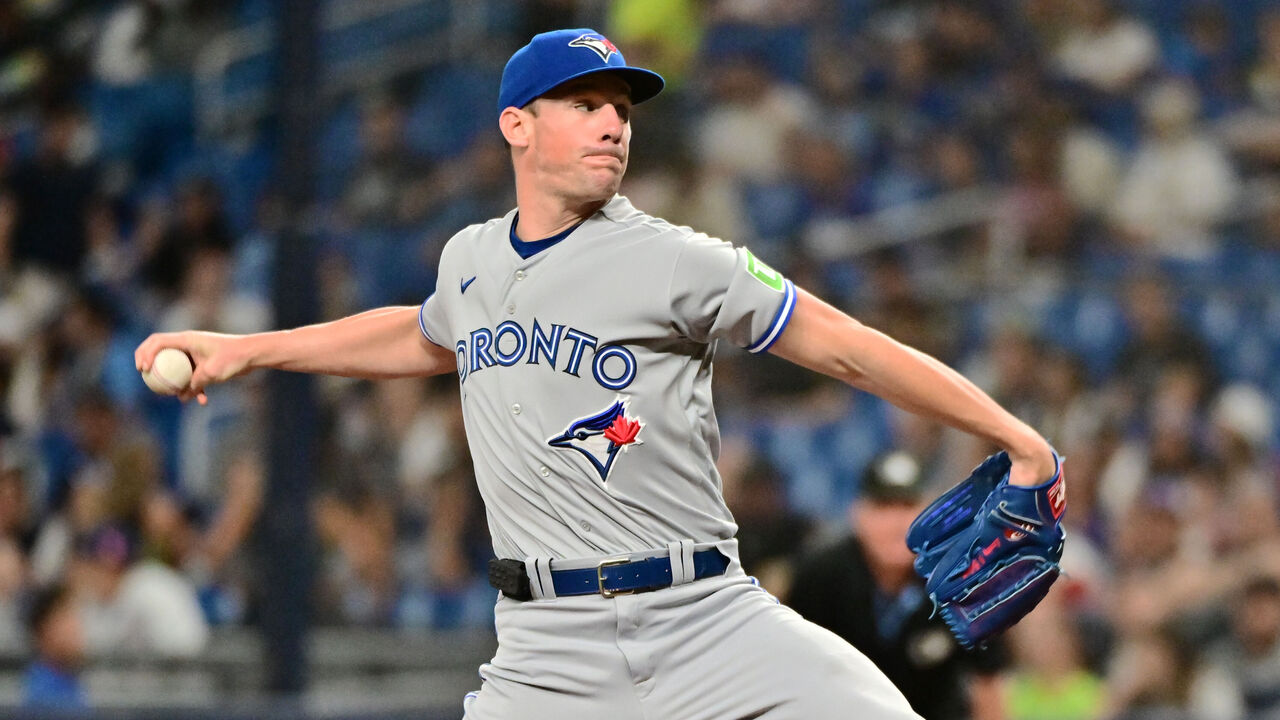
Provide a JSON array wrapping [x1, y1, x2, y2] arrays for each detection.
[[508, 195, 631, 259]]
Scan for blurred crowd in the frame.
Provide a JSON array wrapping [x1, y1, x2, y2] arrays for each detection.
[[1, 0, 1279, 717]]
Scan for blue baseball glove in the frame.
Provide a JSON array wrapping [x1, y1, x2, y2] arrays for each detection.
[[906, 451, 1066, 648]]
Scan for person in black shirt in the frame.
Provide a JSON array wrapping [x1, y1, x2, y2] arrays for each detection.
[[787, 450, 1009, 720], [3, 101, 100, 277]]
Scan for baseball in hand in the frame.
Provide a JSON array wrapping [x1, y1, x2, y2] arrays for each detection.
[[142, 348, 194, 395]]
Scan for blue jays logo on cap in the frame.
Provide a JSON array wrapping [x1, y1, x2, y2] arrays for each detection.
[[568, 33, 618, 62], [498, 28, 665, 117], [548, 396, 645, 482]]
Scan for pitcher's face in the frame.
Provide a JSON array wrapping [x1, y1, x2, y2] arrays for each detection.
[[521, 74, 633, 203]]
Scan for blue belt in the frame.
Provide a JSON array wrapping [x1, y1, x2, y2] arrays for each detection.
[[553, 549, 731, 598], [489, 549, 731, 600]]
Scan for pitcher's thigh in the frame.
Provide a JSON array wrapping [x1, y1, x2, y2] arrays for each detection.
[[649, 587, 922, 720], [461, 664, 644, 720], [463, 598, 646, 720]]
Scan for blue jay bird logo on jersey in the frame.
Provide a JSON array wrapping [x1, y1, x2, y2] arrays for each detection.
[[548, 397, 644, 482]]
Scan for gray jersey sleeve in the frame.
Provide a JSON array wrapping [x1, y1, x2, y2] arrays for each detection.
[[418, 224, 479, 348], [418, 292, 447, 348], [668, 235, 797, 353]]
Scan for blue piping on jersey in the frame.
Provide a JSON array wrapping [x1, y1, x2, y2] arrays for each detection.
[[746, 280, 797, 354], [510, 212, 586, 258], [418, 295, 445, 347]]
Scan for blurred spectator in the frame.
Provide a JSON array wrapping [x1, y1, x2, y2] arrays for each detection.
[[1112, 273, 1215, 411], [1, 100, 99, 277], [927, 2, 1004, 82], [66, 390, 159, 528], [337, 91, 447, 306], [1050, 430, 1117, 615], [693, 52, 815, 185], [0, 458, 34, 648], [28, 390, 160, 586], [929, 131, 984, 196], [1036, 350, 1105, 454], [705, 0, 820, 26], [140, 176, 235, 300], [743, 131, 866, 261], [316, 375, 489, 627], [866, 32, 945, 209], [71, 523, 209, 657], [326, 380, 433, 519], [44, 287, 148, 415], [156, 244, 267, 513], [789, 451, 1009, 720], [158, 237, 267, 339], [1221, 9, 1280, 169], [0, 536, 25, 652], [1250, 10, 1280, 117], [93, 0, 229, 84], [409, 466, 492, 630], [1057, 102, 1124, 218], [29, 466, 108, 590], [1106, 629, 1197, 720], [850, 249, 954, 361], [1052, 0, 1158, 95], [22, 583, 86, 710], [81, 195, 137, 298], [804, 32, 875, 163], [1209, 384, 1277, 491], [0, 459, 37, 553], [1163, 4, 1245, 120], [376, 376, 467, 521], [966, 322, 1045, 424], [341, 93, 439, 229], [0, 6, 43, 106], [1004, 590, 1105, 720], [1111, 77, 1239, 259], [1104, 487, 1220, 639], [1194, 575, 1280, 720], [140, 452, 261, 626], [314, 482, 397, 626], [993, 120, 1080, 266], [720, 447, 811, 597], [93, 1, 162, 87]]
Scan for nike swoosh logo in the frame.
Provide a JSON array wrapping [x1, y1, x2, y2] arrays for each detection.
[[461, 276, 477, 294]]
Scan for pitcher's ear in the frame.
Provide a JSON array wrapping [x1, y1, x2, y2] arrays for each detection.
[[500, 106, 532, 148]]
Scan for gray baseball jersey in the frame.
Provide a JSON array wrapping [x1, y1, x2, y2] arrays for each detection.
[[418, 195, 796, 561]]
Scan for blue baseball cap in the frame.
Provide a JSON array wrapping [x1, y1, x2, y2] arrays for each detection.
[[498, 29, 665, 117]]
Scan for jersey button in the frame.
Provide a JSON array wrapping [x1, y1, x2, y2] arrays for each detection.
[[514, 270, 526, 281], [512, 404, 522, 415], [506, 303, 516, 315], [539, 466, 550, 478]]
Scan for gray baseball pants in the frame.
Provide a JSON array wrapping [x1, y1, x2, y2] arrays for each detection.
[[462, 546, 922, 720]]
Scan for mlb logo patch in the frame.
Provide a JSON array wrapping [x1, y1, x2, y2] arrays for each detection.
[[568, 34, 618, 62]]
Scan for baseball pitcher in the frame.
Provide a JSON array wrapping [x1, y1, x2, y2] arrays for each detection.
[[137, 29, 1064, 720]]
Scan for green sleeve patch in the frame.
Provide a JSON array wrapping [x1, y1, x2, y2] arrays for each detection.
[[745, 249, 785, 292]]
